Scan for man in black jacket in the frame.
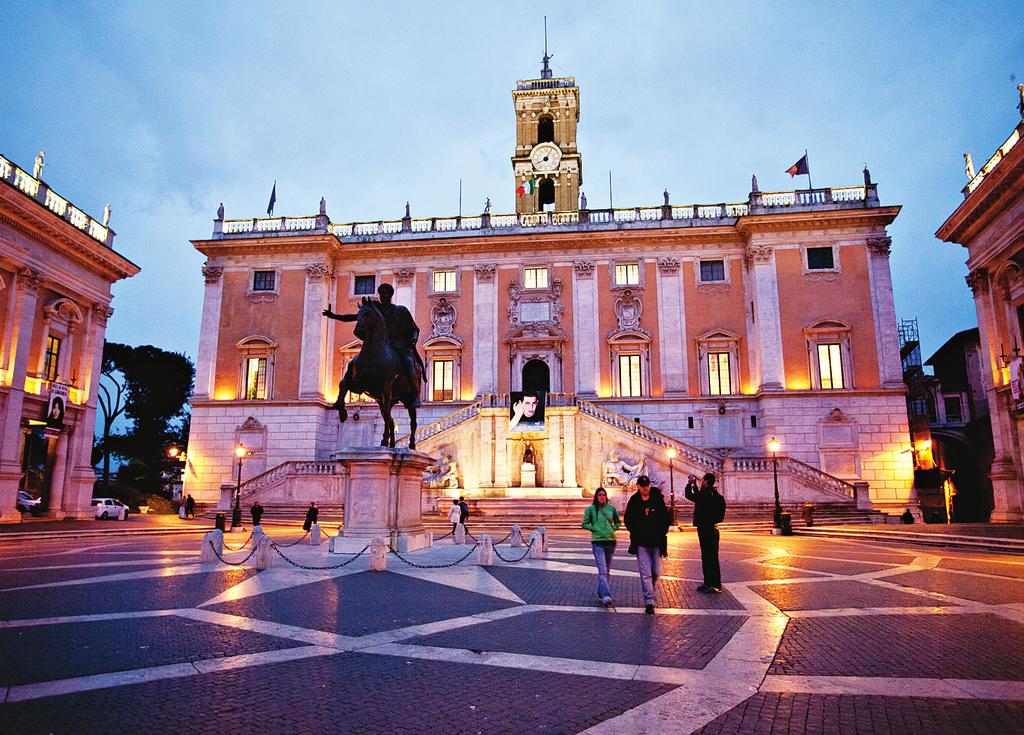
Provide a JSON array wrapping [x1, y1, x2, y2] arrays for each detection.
[[624, 476, 670, 614], [303, 502, 319, 531], [684, 472, 726, 593]]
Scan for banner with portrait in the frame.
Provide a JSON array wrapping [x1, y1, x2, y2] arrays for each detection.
[[46, 383, 69, 431], [1011, 358, 1024, 412], [508, 390, 545, 432]]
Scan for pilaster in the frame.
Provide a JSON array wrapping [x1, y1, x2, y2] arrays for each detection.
[[194, 265, 224, 400], [866, 237, 904, 387], [572, 260, 599, 396], [472, 264, 498, 395], [745, 245, 785, 390], [656, 258, 686, 395], [299, 262, 331, 399]]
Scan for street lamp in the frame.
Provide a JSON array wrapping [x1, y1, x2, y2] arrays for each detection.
[[231, 444, 247, 531], [768, 437, 782, 533], [665, 447, 677, 525]]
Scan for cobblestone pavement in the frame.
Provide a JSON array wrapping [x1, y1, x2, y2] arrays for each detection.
[[0, 527, 1022, 733]]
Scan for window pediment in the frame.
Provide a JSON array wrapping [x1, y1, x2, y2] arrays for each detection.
[[44, 297, 84, 324], [236, 335, 277, 351]]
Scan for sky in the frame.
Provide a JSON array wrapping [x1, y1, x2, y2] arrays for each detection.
[[1, 1, 1022, 365]]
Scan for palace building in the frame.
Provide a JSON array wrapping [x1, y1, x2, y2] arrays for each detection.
[[0, 153, 139, 520], [184, 60, 914, 519]]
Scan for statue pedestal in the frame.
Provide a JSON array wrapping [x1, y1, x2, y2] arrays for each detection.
[[521, 462, 536, 488], [328, 447, 432, 553]]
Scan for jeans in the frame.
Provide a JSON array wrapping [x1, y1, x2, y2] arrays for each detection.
[[591, 542, 615, 602], [635, 546, 662, 605], [697, 525, 721, 588]]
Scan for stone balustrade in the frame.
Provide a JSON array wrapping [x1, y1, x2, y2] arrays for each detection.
[[966, 124, 1021, 195], [731, 455, 856, 499]]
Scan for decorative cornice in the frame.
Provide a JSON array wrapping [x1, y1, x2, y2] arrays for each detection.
[[573, 260, 595, 278], [393, 267, 416, 285], [474, 264, 496, 283], [92, 303, 115, 326], [656, 257, 680, 274], [305, 262, 331, 281], [965, 268, 989, 296], [743, 245, 772, 268], [202, 264, 223, 284], [867, 236, 892, 257], [17, 268, 42, 294]]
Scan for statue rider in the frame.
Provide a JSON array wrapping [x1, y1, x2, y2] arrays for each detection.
[[322, 283, 426, 401]]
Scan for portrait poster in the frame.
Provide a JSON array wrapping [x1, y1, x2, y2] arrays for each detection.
[[46, 383, 69, 430], [509, 390, 545, 432]]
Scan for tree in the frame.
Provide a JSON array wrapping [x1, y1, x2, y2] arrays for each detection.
[[97, 344, 129, 488], [96, 342, 194, 492]]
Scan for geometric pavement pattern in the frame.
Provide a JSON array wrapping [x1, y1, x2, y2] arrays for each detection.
[[1, 529, 1023, 733]]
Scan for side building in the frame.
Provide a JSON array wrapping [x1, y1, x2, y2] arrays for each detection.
[[0, 153, 139, 520], [936, 91, 1024, 521], [184, 65, 914, 517]]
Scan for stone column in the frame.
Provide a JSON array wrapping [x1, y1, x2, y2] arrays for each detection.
[[47, 427, 70, 512], [967, 268, 1023, 520], [866, 237, 904, 387], [194, 265, 224, 399], [560, 410, 578, 488], [0, 274, 20, 375], [473, 264, 498, 395], [745, 245, 785, 391], [572, 261, 599, 396], [0, 269, 42, 518], [656, 258, 686, 395], [299, 263, 331, 399]]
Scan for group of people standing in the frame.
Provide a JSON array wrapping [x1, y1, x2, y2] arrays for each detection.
[[582, 471, 726, 614]]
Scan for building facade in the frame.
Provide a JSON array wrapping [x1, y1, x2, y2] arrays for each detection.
[[936, 92, 1024, 521], [0, 153, 139, 520], [185, 66, 914, 516]]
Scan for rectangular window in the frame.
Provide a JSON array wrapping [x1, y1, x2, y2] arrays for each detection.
[[807, 246, 835, 270], [432, 270, 456, 293], [354, 275, 376, 295], [431, 359, 454, 401], [43, 336, 61, 382], [817, 343, 844, 389], [943, 396, 963, 423], [523, 267, 548, 289], [699, 260, 726, 282], [252, 271, 276, 291], [245, 357, 268, 399], [618, 354, 642, 397], [614, 263, 639, 286], [707, 352, 731, 396]]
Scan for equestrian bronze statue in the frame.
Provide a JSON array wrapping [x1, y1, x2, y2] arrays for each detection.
[[322, 283, 426, 449]]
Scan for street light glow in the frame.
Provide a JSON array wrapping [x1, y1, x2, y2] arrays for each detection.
[[167, 446, 179, 458], [666, 447, 677, 459], [235, 445, 246, 458], [768, 437, 781, 454]]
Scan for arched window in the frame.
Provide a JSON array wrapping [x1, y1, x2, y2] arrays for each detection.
[[522, 359, 550, 393], [804, 320, 853, 390], [537, 115, 554, 144], [236, 336, 277, 400], [538, 178, 555, 211]]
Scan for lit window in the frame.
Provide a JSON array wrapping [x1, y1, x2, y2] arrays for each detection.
[[614, 263, 639, 286], [44, 336, 61, 382], [252, 271, 275, 291], [699, 260, 726, 282], [354, 275, 376, 295], [524, 267, 548, 289], [433, 270, 456, 293], [618, 354, 642, 397], [432, 359, 454, 401], [817, 344, 844, 389], [707, 352, 731, 396], [245, 357, 268, 399], [807, 247, 835, 270]]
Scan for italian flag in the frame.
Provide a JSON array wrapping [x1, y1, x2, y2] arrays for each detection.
[[517, 177, 538, 197]]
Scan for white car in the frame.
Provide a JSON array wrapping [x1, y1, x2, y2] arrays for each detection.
[[91, 497, 129, 520], [17, 490, 43, 515]]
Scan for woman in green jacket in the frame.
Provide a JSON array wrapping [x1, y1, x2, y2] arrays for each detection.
[[581, 487, 620, 608]]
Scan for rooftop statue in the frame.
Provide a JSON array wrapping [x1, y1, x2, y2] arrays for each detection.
[[217, 202, 225, 220], [323, 283, 426, 449], [103, 203, 111, 226], [964, 153, 975, 180], [33, 151, 45, 179]]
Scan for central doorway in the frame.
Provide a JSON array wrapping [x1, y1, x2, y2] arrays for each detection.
[[522, 359, 550, 394]]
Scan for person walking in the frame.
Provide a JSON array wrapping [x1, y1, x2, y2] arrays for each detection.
[[458, 496, 470, 535], [447, 499, 462, 534], [581, 487, 620, 609], [624, 476, 670, 614], [684, 472, 726, 593], [303, 502, 319, 531], [184, 494, 195, 519], [250, 500, 264, 527]]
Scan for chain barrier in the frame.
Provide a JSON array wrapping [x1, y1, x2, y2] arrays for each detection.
[[493, 538, 535, 563], [434, 529, 455, 541], [207, 539, 260, 566], [494, 530, 513, 546], [221, 532, 253, 552], [387, 542, 479, 569], [270, 543, 369, 570], [271, 530, 311, 548], [464, 529, 479, 543]]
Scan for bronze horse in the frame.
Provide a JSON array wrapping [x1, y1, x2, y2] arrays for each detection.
[[333, 297, 419, 449]]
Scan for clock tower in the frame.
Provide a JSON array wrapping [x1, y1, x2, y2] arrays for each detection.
[[512, 53, 582, 215]]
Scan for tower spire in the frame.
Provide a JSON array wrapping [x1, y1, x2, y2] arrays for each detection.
[[541, 16, 552, 79]]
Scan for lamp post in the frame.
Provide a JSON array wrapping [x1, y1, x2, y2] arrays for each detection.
[[231, 445, 246, 531], [665, 447, 677, 525], [768, 437, 782, 533]]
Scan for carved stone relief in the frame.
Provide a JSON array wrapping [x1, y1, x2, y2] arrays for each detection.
[[613, 289, 644, 333], [394, 267, 416, 285], [656, 258, 680, 274], [306, 262, 331, 281], [573, 260, 595, 279], [430, 297, 457, 338], [743, 245, 772, 268], [866, 236, 892, 257], [474, 264, 496, 283], [508, 278, 564, 328], [202, 264, 223, 284], [965, 268, 989, 296]]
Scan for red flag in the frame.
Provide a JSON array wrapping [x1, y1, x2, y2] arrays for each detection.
[[786, 154, 809, 177]]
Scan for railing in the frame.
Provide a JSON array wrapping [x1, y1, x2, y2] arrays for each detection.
[[734, 455, 855, 499], [575, 397, 723, 471], [222, 215, 325, 235], [516, 77, 576, 91], [395, 401, 481, 448], [239, 459, 342, 502], [477, 392, 578, 408], [967, 125, 1021, 195]]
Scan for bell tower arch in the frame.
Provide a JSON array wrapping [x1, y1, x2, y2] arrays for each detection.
[[512, 50, 582, 215]]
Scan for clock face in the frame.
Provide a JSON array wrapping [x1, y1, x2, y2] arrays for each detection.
[[530, 143, 562, 173]]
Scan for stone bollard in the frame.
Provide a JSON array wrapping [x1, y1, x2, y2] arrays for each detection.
[[200, 529, 224, 562], [454, 522, 467, 545], [528, 530, 546, 559], [252, 525, 266, 544], [510, 524, 524, 548], [536, 526, 549, 552], [425, 531, 434, 546], [369, 537, 387, 571], [309, 523, 322, 545], [254, 536, 274, 570], [475, 533, 494, 566]]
